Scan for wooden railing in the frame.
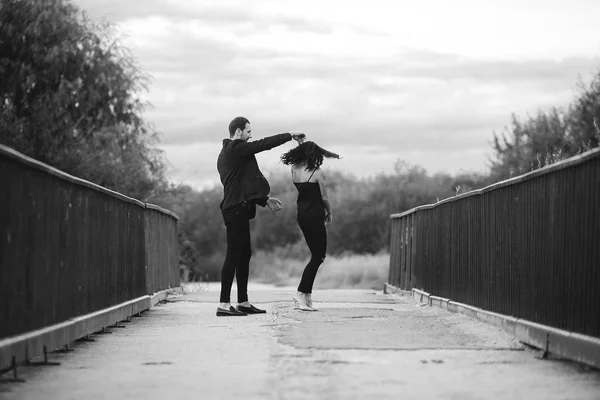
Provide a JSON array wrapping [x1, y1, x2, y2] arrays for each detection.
[[388, 148, 600, 338], [0, 144, 179, 372]]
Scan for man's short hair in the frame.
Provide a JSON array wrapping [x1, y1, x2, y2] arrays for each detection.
[[229, 116, 250, 138]]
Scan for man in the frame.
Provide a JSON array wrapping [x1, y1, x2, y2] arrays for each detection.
[[216, 116, 304, 316]]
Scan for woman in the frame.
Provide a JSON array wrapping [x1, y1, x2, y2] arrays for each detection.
[[281, 137, 340, 311]]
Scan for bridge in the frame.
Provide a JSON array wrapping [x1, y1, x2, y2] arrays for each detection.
[[1, 143, 599, 399]]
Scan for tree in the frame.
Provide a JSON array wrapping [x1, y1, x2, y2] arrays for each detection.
[[489, 67, 600, 181], [489, 109, 569, 180], [566, 70, 600, 151], [0, 0, 166, 199]]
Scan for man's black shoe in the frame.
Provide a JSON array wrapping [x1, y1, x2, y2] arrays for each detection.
[[216, 306, 247, 317], [237, 304, 266, 314]]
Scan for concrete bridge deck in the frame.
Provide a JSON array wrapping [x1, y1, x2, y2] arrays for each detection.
[[2, 284, 599, 400]]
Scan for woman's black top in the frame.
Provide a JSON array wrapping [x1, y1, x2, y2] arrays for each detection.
[[294, 169, 325, 220]]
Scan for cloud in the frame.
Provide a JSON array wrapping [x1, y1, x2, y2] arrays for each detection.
[[78, 0, 335, 36], [73, 0, 600, 185], [143, 48, 592, 147]]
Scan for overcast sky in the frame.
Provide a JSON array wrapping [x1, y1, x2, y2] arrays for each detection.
[[75, 0, 600, 190]]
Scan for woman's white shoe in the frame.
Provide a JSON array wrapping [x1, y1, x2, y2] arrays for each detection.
[[306, 293, 318, 311], [293, 292, 316, 311]]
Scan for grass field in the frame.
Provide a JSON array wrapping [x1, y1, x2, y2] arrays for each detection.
[[249, 251, 389, 290]]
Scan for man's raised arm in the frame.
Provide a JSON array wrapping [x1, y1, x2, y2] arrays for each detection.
[[231, 132, 305, 156]]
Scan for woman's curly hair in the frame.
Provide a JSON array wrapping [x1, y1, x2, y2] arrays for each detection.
[[280, 141, 340, 171]]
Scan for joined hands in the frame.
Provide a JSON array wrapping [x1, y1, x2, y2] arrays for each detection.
[[290, 131, 306, 144]]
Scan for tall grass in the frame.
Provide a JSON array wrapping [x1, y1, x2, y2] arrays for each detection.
[[249, 250, 389, 290], [181, 238, 391, 290]]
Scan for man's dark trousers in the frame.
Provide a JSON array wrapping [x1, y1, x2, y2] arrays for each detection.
[[219, 202, 253, 303]]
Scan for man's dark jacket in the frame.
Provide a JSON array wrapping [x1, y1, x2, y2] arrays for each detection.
[[217, 133, 292, 217]]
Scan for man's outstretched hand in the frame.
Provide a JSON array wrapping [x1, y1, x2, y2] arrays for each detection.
[[266, 197, 283, 211]]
